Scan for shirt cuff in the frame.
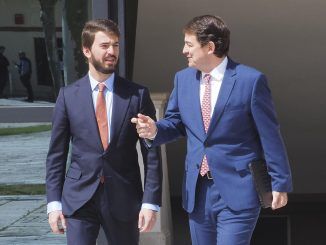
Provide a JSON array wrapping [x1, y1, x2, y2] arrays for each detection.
[[141, 203, 160, 212], [47, 201, 62, 214], [144, 138, 153, 147], [47, 201, 159, 213], [144, 129, 157, 147]]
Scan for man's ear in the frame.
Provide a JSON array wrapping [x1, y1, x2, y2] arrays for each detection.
[[207, 41, 216, 55], [82, 47, 91, 59]]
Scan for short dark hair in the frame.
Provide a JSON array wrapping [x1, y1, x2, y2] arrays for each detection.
[[82, 19, 120, 49], [183, 15, 230, 58], [18, 51, 26, 57]]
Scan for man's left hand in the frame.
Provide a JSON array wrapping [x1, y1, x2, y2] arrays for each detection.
[[271, 191, 288, 210], [138, 208, 157, 232]]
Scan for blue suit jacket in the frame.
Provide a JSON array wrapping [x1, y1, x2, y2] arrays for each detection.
[[153, 59, 292, 212], [46, 74, 162, 221]]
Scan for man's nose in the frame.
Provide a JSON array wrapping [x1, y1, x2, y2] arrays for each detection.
[[182, 46, 188, 55], [106, 45, 116, 54]]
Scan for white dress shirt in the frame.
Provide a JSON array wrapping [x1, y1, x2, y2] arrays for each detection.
[[200, 56, 228, 114], [47, 72, 159, 214], [89, 72, 114, 145], [147, 57, 228, 142]]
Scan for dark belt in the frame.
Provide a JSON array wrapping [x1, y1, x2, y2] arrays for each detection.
[[201, 171, 213, 180]]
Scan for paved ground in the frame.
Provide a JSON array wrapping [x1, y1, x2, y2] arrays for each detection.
[[0, 97, 53, 185], [0, 196, 66, 244], [0, 131, 50, 185], [0, 98, 67, 244]]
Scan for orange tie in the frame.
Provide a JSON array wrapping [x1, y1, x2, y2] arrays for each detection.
[[96, 82, 108, 150]]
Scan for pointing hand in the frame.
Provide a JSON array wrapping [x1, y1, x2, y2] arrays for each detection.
[[131, 113, 157, 139]]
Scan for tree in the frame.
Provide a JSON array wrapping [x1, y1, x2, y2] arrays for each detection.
[[62, 0, 89, 84], [39, 0, 63, 99]]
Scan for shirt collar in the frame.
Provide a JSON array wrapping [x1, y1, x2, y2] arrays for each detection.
[[89, 72, 115, 92], [202, 56, 228, 81]]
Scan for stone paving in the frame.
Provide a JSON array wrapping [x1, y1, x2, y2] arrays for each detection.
[[0, 131, 50, 185], [0, 98, 67, 244], [0, 196, 66, 244]]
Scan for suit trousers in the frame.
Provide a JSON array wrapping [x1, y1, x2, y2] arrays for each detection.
[[20, 74, 33, 101], [65, 182, 139, 245], [189, 176, 260, 245], [0, 72, 8, 96]]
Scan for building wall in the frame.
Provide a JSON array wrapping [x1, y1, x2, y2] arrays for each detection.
[[133, 0, 326, 196], [0, 0, 62, 100]]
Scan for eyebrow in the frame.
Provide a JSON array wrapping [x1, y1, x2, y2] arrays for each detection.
[[100, 41, 119, 45]]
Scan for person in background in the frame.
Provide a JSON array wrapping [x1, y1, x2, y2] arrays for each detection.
[[132, 15, 292, 245], [15, 51, 33, 102], [0, 46, 9, 98]]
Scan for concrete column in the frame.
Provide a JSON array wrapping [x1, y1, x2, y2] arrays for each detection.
[[139, 93, 173, 245], [117, 0, 126, 78], [61, 4, 77, 85], [91, 0, 108, 19]]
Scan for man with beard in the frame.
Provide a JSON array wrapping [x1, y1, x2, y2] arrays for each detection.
[[46, 19, 162, 245]]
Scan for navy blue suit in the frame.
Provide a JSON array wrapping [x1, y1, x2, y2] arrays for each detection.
[[152, 59, 292, 244], [46, 74, 162, 244]]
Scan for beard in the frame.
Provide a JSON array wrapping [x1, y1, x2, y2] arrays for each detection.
[[90, 54, 117, 74]]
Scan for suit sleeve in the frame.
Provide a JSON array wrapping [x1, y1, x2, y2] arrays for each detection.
[[152, 74, 186, 146], [139, 88, 162, 206], [251, 74, 293, 192], [46, 88, 70, 203]]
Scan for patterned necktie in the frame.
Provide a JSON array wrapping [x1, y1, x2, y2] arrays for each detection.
[[96, 82, 108, 150], [200, 74, 211, 176]]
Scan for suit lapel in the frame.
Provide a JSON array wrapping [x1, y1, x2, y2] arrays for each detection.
[[76, 75, 103, 150], [188, 71, 207, 140], [207, 59, 237, 135], [110, 76, 131, 147]]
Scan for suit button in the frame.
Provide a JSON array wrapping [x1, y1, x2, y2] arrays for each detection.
[[100, 176, 105, 184], [204, 142, 208, 147], [196, 164, 200, 169]]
